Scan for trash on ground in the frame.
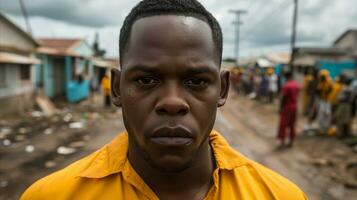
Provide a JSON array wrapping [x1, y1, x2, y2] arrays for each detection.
[[25, 145, 35, 153], [0, 180, 8, 188], [45, 161, 57, 168], [68, 141, 85, 148], [69, 122, 84, 129], [36, 95, 56, 116], [57, 146, 77, 155], [43, 128, 54, 135], [63, 113, 73, 122], [248, 92, 256, 99], [18, 127, 30, 134], [0, 127, 12, 134], [0, 128, 11, 139], [15, 135, 26, 141], [30, 111, 44, 118], [2, 139, 11, 146]]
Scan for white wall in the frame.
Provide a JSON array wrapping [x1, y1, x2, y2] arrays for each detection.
[[335, 32, 357, 50], [0, 19, 36, 52], [0, 64, 34, 98]]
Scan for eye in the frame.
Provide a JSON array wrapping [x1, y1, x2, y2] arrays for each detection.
[[184, 78, 209, 89], [135, 77, 160, 87]]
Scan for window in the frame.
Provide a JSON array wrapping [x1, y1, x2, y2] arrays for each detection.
[[19, 65, 31, 80], [0, 66, 6, 87]]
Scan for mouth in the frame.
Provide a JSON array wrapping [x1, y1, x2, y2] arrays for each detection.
[[149, 126, 194, 146]]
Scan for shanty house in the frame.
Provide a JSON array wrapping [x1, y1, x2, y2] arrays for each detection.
[[0, 14, 40, 115], [36, 38, 94, 102], [293, 29, 357, 77], [334, 29, 357, 55]]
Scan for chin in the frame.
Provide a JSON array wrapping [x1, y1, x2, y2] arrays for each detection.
[[149, 155, 194, 173]]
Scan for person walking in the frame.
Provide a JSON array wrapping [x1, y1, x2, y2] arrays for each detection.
[[277, 72, 300, 148], [316, 70, 333, 134], [268, 68, 278, 103], [101, 74, 111, 107]]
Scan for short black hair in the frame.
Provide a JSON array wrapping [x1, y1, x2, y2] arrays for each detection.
[[119, 0, 223, 65]]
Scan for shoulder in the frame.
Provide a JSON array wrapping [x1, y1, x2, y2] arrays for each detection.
[[210, 131, 307, 199], [229, 158, 307, 199], [20, 146, 106, 200]]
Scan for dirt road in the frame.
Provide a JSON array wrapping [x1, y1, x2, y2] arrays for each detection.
[[1, 94, 356, 199], [215, 94, 356, 200]]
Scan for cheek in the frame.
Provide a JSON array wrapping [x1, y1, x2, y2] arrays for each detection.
[[121, 86, 154, 130], [122, 87, 137, 109], [190, 87, 220, 128]]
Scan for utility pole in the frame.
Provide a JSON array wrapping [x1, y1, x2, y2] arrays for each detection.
[[289, 0, 298, 73], [19, 0, 32, 36], [230, 9, 247, 66]]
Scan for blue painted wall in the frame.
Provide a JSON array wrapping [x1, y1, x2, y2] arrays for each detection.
[[66, 79, 90, 102], [37, 40, 94, 102], [43, 56, 54, 98], [316, 60, 356, 79]]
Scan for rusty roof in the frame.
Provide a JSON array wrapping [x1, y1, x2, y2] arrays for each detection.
[[91, 57, 119, 68], [38, 38, 81, 51], [37, 38, 85, 57]]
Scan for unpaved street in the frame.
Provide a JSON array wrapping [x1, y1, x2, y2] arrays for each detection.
[[1, 94, 356, 199]]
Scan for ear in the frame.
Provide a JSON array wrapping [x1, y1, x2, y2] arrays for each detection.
[[218, 70, 230, 107], [111, 68, 122, 107]]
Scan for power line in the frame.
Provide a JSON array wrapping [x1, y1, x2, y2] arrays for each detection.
[[229, 9, 247, 66], [289, 0, 299, 73], [19, 0, 32, 36], [241, 0, 292, 43], [243, 0, 270, 26]]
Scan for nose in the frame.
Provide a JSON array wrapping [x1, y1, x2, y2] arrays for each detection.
[[155, 82, 189, 116]]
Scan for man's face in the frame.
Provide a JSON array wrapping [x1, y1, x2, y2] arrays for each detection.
[[113, 15, 228, 172]]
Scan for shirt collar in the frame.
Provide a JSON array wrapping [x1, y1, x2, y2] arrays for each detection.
[[78, 130, 248, 178]]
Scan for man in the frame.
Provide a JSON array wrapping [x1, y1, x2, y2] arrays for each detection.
[[101, 73, 111, 107], [22, 0, 307, 199], [268, 68, 278, 103], [278, 72, 300, 148], [302, 70, 313, 115], [316, 70, 333, 134]]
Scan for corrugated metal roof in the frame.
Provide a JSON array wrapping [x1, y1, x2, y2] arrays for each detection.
[[37, 38, 84, 57], [91, 57, 119, 68], [0, 52, 41, 65], [257, 58, 273, 68], [39, 38, 81, 51], [265, 52, 290, 64]]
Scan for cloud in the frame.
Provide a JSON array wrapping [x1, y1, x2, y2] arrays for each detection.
[[1, 0, 357, 59], [0, 0, 136, 27]]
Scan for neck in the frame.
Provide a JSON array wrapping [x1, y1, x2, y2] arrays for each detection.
[[128, 138, 215, 200]]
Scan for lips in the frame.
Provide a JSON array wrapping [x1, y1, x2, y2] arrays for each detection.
[[149, 126, 194, 146]]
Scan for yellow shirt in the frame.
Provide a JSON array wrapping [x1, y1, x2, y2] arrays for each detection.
[[21, 130, 307, 200], [328, 82, 342, 104], [101, 76, 111, 95]]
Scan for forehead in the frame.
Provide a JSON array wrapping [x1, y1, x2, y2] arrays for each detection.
[[122, 15, 218, 68]]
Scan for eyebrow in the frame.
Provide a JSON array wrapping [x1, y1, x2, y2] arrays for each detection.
[[127, 65, 161, 74], [185, 66, 217, 75], [126, 65, 217, 75]]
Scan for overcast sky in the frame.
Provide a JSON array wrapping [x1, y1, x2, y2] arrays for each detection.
[[1, 0, 356, 59]]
